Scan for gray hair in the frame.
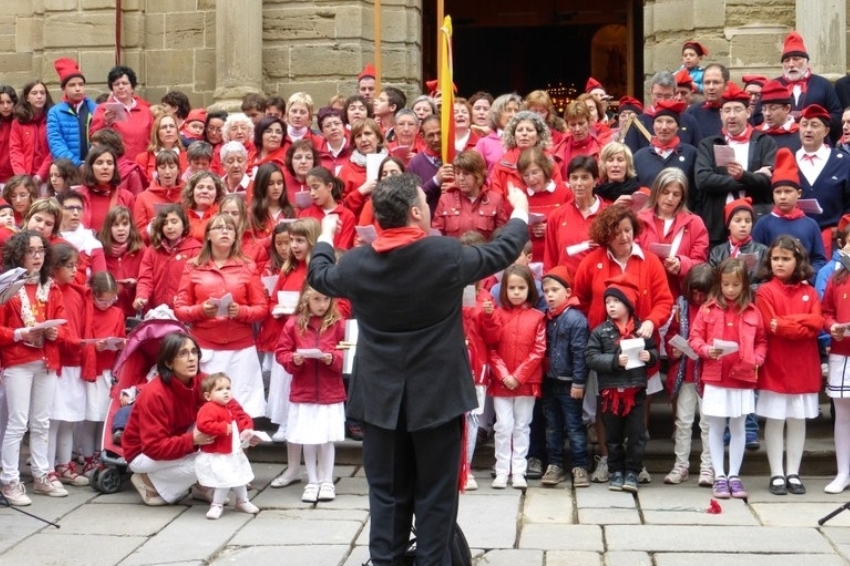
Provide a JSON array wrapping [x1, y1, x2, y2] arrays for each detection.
[[411, 95, 438, 115], [394, 108, 418, 124], [646, 167, 690, 214], [488, 93, 522, 131], [219, 140, 248, 161], [649, 71, 676, 90], [221, 114, 255, 144], [501, 110, 551, 150]]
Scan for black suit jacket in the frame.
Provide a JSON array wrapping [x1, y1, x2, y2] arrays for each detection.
[[307, 219, 528, 431]]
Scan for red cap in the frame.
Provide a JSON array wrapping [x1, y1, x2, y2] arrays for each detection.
[[543, 265, 573, 289], [801, 104, 831, 127], [358, 63, 376, 82], [674, 68, 696, 91], [54, 57, 85, 88], [586, 77, 604, 93], [184, 108, 207, 125], [759, 79, 793, 105], [683, 41, 708, 57], [654, 99, 687, 123], [0, 198, 12, 211], [724, 197, 754, 225], [603, 274, 640, 314], [617, 96, 643, 115], [742, 75, 768, 87], [781, 31, 809, 62], [721, 81, 750, 106], [424, 79, 457, 97], [838, 213, 850, 236], [772, 147, 801, 191]]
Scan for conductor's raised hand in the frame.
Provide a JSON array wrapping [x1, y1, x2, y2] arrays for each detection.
[[506, 183, 529, 215], [321, 213, 340, 239]]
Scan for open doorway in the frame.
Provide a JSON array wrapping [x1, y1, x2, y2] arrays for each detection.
[[423, 0, 643, 107]]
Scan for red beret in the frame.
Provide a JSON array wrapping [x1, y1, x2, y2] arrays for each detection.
[[759, 80, 793, 105], [654, 100, 687, 123], [801, 104, 831, 127], [721, 82, 750, 106], [543, 265, 573, 289], [742, 75, 768, 87], [674, 68, 696, 91], [617, 96, 643, 115], [683, 41, 708, 57]]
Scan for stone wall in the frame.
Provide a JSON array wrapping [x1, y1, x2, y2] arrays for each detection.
[[0, 0, 423, 110]]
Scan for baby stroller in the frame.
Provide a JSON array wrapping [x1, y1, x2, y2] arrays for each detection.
[[91, 318, 189, 494]]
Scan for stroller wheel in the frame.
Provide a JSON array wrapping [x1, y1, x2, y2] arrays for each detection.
[[94, 467, 122, 494]]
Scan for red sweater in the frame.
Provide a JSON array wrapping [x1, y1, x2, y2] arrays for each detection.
[[256, 262, 307, 353], [90, 95, 153, 160], [543, 197, 608, 274], [487, 147, 564, 197], [10, 116, 51, 179], [196, 399, 254, 454], [822, 274, 850, 356], [122, 372, 205, 464], [0, 282, 68, 371], [173, 257, 266, 350], [105, 247, 146, 318], [482, 303, 546, 398], [134, 182, 183, 241], [75, 185, 136, 234], [298, 204, 355, 250], [0, 119, 13, 182], [56, 281, 96, 380], [92, 305, 126, 375], [135, 238, 202, 311], [276, 316, 346, 404], [505, 180, 573, 262], [185, 204, 219, 243], [755, 278, 824, 394]]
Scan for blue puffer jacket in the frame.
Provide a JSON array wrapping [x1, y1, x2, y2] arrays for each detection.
[[545, 301, 590, 387], [47, 98, 97, 166]]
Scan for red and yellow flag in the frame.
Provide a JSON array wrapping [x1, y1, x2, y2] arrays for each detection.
[[439, 16, 455, 164]]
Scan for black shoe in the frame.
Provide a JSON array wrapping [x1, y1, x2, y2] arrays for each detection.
[[526, 458, 543, 480], [786, 474, 806, 495], [345, 422, 364, 441], [769, 475, 787, 495], [745, 431, 760, 451]]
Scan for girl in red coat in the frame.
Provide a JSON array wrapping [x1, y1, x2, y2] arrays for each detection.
[[755, 235, 824, 496], [10, 81, 53, 186], [194, 372, 260, 519], [134, 149, 183, 239], [690, 258, 767, 500], [247, 162, 296, 242], [482, 264, 546, 490], [81, 273, 126, 478], [133, 204, 201, 313], [276, 285, 346, 503], [99, 206, 146, 318], [0, 85, 17, 185], [298, 166, 355, 250]]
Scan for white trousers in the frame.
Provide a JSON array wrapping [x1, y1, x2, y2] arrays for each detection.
[[129, 452, 198, 503], [673, 382, 711, 470], [493, 396, 535, 477]]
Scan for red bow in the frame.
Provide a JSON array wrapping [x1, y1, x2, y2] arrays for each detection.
[[723, 126, 753, 144], [651, 136, 681, 152]]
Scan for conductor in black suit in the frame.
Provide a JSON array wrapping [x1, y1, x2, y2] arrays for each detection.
[[308, 173, 529, 566]]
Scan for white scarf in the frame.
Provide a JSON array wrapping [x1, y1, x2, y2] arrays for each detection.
[[18, 279, 51, 328], [350, 148, 388, 168]]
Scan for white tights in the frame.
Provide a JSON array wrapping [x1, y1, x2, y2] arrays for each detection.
[[764, 417, 806, 477], [78, 421, 103, 459], [708, 415, 745, 478], [303, 442, 335, 484], [48, 420, 75, 468], [213, 484, 249, 505], [828, 399, 850, 490]]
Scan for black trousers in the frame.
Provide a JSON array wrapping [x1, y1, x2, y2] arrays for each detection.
[[362, 407, 462, 566], [600, 389, 647, 475]]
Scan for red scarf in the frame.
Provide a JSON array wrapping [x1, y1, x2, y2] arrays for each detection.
[[546, 296, 580, 320], [600, 318, 640, 416], [771, 206, 805, 220], [723, 125, 753, 144], [371, 227, 427, 253], [569, 134, 593, 149], [651, 135, 681, 152], [703, 101, 722, 110], [760, 122, 800, 135], [785, 70, 811, 90], [729, 235, 752, 257]]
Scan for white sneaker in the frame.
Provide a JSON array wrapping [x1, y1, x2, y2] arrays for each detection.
[[1, 481, 31, 506], [698, 467, 715, 488], [271, 426, 287, 443], [317, 482, 336, 501], [301, 483, 319, 503], [235, 500, 260, 514], [270, 469, 301, 488], [206, 504, 223, 520], [32, 474, 68, 497], [512, 474, 527, 489], [825, 476, 850, 494], [591, 456, 609, 483], [492, 474, 507, 489], [464, 474, 478, 491], [638, 467, 652, 484]]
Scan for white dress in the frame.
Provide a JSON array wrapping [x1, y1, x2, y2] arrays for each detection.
[[827, 353, 850, 398], [51, 365, 86, 421], [194, 421, 255, 488], [286, 402, 345, 445], [701, 383, 755, 418]]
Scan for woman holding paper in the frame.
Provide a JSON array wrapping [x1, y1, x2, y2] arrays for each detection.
[[284, 139, 321, 212], [636, 167, 709, 297], [90, 65, 153, 161], [174, 213, 267, 418], [515, 146, 572, 262], [339, 118, 388, 218]]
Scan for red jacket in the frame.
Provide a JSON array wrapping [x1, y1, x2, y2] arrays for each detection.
[[174, 257, 266, 350], [482, 303, 546, 397], [10, 116, 51, 179], [122, 372, 205, 465], [117, 156, 146, 196], [505, 179, 574, 262], [283, 170, 310, 214], [134, 182, 183, 240], [689, 299, 767, 388], [0, 282, 68, 371], [552, 133, 601, 179], [105, 247, 146, 318], [56, 282, 96, 381], [90, 95, 153, 160], [185, 204, 219, 243], [135, 238, 202, 311], [543, 196, 608, 274], [339, 160, 368, 216], [196, 399, 254, 454], [755, 278, 824, 394], [92, 304, 125, 375], [135, 150, 188, 186], [281, 131, 323, 158], [75, 185, 136, 234], [298, 204, 355, 250], [636, 209, 709, 298], [0, 119, 13, 182], [822, 274, 850, 356], [248, 146, 288, 177], [318, 139, 352, 176], [432, 186, 507, 240], [256, 262, 307, 353], [276, 315, 346, 404], [463, 287, 495, 385]]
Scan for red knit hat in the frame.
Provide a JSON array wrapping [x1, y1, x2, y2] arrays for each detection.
[[801, 104, 831, 127], [54, 57, 85, 88], [617, 96, 643, 115], [721, 81, 750, 106], [184, 108, 207, 125], [603, 274, 639, 314], [674, 68, 696, 92], [543, 265, 573, 290], [781, 31, 809, 62], [586, 77, 604, 93], [724, 197, 754, 225], [358, 63, 376, 82], [742, 75, 768, 87], [0, 198, 12, 211], [772, 147, 801, 191], [654, 100, 687, 124], [682, 41, 708, 57], [759, 79, 793, 105]]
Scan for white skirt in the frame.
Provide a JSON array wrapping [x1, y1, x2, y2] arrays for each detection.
[[265, 360, 292, 425], [201, 347, 266, 418], [756, 390, 819, 420], [827, 354, 850, 398], [286, 402, 345, 445], [701, 383, 755, 418], [85, 370, 112, 421], [194, 421, 254, 488], [51, 366, 86, 421]]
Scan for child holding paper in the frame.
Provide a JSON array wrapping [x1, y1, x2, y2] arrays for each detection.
[[276, 284, 346, 503], [194, 372, 260, 520], [585, 274, 657, 493], [709, 197, 768, 287], [755, 235, 824, 496], [689, 258, 767, 499]]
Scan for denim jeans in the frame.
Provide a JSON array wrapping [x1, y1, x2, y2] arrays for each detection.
[[542, 380, 588, 470]]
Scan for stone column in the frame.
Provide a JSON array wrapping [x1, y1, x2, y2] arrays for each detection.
[[210, 0, 263, 112], [796, 0, 846, 79]]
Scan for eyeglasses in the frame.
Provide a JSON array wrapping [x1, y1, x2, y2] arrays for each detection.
[[209, 225, 235, 232], [25, 247, 45, 257], [63, 205, 83, 212], [175, 348, 200, 360]]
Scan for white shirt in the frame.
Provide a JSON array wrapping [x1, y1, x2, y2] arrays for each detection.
[[796, 144, 831, 186]]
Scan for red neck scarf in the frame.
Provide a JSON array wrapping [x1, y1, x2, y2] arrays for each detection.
[[651, 135, 681, 152], [785, 70, 811, 89], [760, 121, 800, 135], [613, 317, 635, 339], [772, 206, 805, 220], [703, 100, 722, 110], [569, 134, 593, 149], [729, 235, 752, 257], [371, 227, 427, 253], [546, 296, 580, 320], [723, 125, 753, 144]]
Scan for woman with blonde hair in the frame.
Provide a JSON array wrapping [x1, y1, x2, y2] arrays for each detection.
[[552, 100, 602, 179], [135, 113, 187, 184], [596, 141, 643, 205]]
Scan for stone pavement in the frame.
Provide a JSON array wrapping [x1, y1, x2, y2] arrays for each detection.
[[2, 461, 850, 566]]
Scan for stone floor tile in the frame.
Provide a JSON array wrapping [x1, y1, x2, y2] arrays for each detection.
[[752, 502, 850, 527], [335, 476, 370, 495], [742, 476, 847, 504], [519, 524, 603, 551], [3, 533, 145, 566], [543, 550, 602, 566], [209, 544, 351, 565], [459, 493, 521, 549], [46, 503, 185, 536], [522, 488, 574, 524], [574, 486, 637, 509], [229, 509, 363, 546], [654, 553, 847, 566], [605, 525, 834, 553], [474, 549, 543, 565], [603, 551, 652, 566], [578, 507, 641, 524]]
